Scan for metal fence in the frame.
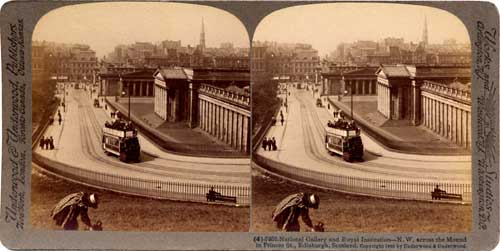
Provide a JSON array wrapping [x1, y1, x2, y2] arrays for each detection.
[[254, 154, 471, 203], [33, 153, 251, 206]]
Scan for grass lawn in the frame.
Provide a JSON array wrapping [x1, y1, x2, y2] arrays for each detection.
[[30, 167, 249, 232], [251, 169, 471, 232]]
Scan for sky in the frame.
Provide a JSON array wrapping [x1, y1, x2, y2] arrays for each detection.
[[33, 2, 250, 58], [254, 3, 471, 56]]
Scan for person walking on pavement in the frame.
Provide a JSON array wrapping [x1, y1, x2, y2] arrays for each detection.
[[40, 136, 45, 150], [49, 136, 55, 150], [271, 137, 277, 151], [58, 116, 62, 125], [262, 137, 268, 151], [43, 137, 48, 150]]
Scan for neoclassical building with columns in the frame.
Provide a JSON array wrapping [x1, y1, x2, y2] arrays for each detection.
[[97, 67, 155, 97], [376, 65, 417, 121], [376, 64, 470, 124], [119, 69, 156, 97], [198, 85, 250, 152], [321, 66, 378, 96], [420, 80, 471, 148], [153, 67, 251, 152], [342, 68, 378, 96]]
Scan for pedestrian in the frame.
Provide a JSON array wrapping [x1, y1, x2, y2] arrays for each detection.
[[49, 136, 55, 150], [280, 114, 284, 126], [272, 116, 277, 126], [51, 192, 100, 230], [328, 103, 330, 109], [272, 137, 277, 151], [262, 137, 268, 151], [39, 136, 45, 150], [42, 137, 48, 150], [49, 116, 54, 125], [272, 193, 320, 232], [105, 104, 108, 110], [58, 110, 61, 117], [58, 116, 62, 125]]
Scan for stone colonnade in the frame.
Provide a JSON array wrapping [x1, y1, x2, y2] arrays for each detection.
[[121, 80, 154, 97], [198, 94, 250, 153], [377, 78, 391, 118], [322, 77, 342, 95], [154, 84, 176, 121], [99, 78, 120, 96], [421, 87, 471, 149], [344, 78, 377, 95]]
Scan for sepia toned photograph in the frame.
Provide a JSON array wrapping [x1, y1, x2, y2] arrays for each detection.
[[251, 3, 472, 232], [30, 2, 251, 232]]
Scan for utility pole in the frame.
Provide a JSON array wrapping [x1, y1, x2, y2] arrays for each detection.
[[350, 82, 353, 121], [128, 83, 131, 122], [63, 80, 66, 112]]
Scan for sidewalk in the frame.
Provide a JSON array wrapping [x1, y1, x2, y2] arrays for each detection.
[[254, 89, 470, 183], [105, 97, 247, 158], [327, 96, 471, 155]]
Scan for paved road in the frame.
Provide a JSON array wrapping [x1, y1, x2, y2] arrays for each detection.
[[258, 88, 471, 183], [35, 89, 250, 186]]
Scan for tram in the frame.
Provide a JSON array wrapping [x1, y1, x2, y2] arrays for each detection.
[[102, 119, 141, 162], [324, 116, 363, 162]]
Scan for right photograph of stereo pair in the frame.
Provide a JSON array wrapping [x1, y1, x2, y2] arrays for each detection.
[[250, 3, 472, 233]]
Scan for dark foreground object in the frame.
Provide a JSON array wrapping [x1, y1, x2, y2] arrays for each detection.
[[206, 188, 237, 203], [31, 167, 249, 231], [431, 190, 463, 201], [251, 168, 471, 232]]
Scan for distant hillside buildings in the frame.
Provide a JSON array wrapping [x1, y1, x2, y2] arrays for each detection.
[[105, 20, 249, 70], [32, 41, 98, 83], [328, 38, 470, 66], [251, 41, 321, 82], [327, 18, 470, 66]]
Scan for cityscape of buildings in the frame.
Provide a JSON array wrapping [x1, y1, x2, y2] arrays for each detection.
[[33, 17, 472, 150], [33, 19, 252, 153], [29, 3, 474, 234], [252, 18, 472, 149]]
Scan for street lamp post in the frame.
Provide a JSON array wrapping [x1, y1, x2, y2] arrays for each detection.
[[285, 83, 288, 113], [63, 80, 66, 113], [344, 83, 353, 121], [120, 76, 131, 122], [127, 83, 131, 121]]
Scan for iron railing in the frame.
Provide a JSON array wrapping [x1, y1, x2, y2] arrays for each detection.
[[33, 153, 250, 206], [254, 154, 471, 203]]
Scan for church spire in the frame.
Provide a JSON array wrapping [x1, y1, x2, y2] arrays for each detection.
[[200, 17, 206, 51], [422, 16, 428, 46]]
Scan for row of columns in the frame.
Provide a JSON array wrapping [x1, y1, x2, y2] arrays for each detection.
[[322, 78, 342, 95], [99, 79, 120, 96], [198, 97, 250, 153], [377, 82, 391, 118], [154, 85, 168, 120], [122, 80, 154, 97], [345, 79, 377, 95], [422, 93, 471, 148]]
